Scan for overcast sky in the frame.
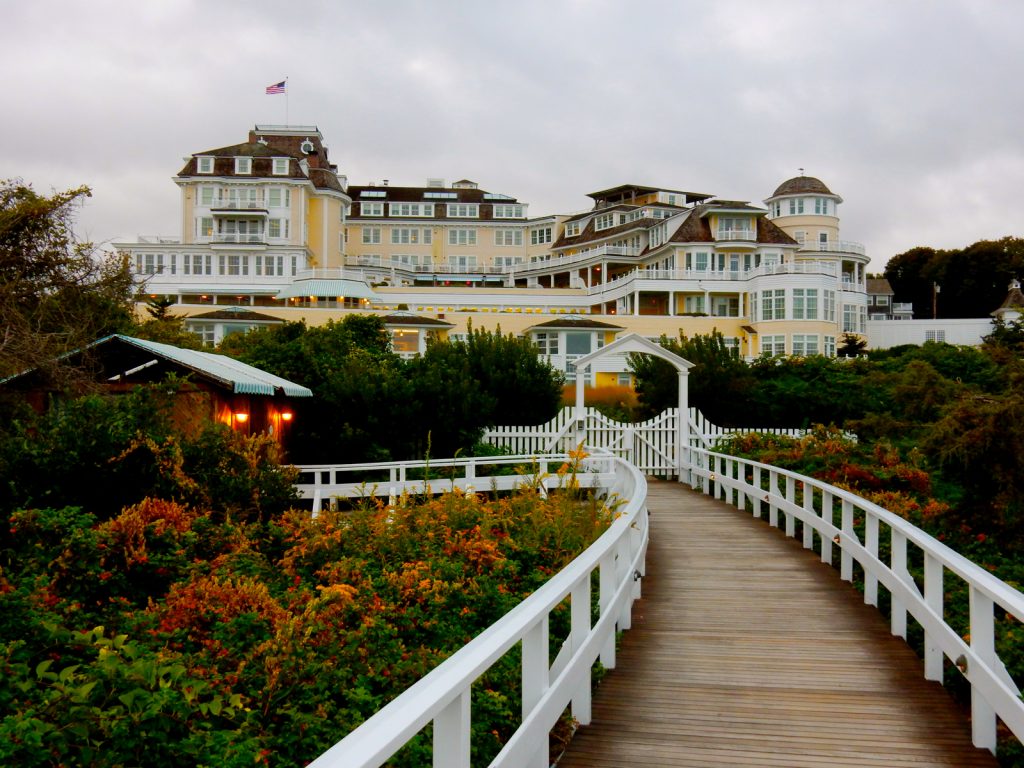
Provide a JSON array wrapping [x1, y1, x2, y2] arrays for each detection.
[[4, 0, 1023, 274]]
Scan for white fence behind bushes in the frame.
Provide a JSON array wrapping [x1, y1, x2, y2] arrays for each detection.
[[484, 407, 808, 474]]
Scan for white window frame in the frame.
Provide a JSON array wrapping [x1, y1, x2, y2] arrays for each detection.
[[495, 229, 523, 246], [389, 202, 434, 218], [493, 204, 524, 218], [234, 157, 252, 175], [761, 335, 786, 356], [535, 332, 559, 355], [446, 203, 479, 218], [792, 334, 820, 356], [272, 157, 289, 175], [361, 202, 384, 217], [448, 229, 477, 246], [362, 227, 381, 245], [531, 226, 552, 245], [197, 157, 214, 174]]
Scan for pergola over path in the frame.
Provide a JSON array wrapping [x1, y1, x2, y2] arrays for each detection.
[[571, 332, 694, 477]]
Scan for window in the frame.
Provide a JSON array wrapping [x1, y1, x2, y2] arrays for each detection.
[[197, 217, 213, 238], [792, 334, 820, 356], [824, 290, 836, 322], [220, 254, 249, 276], [446, 203, 479, 218], [565, 222, 581, 237], [617, 373, 633, 386], [234, 157, 252, 175], [424, 191, 458, 200], [360, 190, 387, 198], [267, 188, 291, 208], [268, 219, 289, 238], [361, 202, 384, 217], [859, 306, 867, 333], [135, 253, 165, 275], [712, 297, 739, 317], [842, 304, 857, 332], [199, 187, 215, 206], [392, 228, 429, 245], [255, 255, 284, 276], [183, 254, 211, 275], [389, 202, 434, 217], [877, 295, 890, 306], [749, 292, 758, 320], [792, 289, 818, 320], [694, 252, 708, 271], [762, 289, 785, 320], [197, 157, 214, 174], [363, 227, 382, 244], [595, 213, 617, 230], [761, 335, 786, 356], [190, 322, 216, 345], [493, 204, 524, 218], [815, 198, 830, 215], [925, 329, 946, 343], [495, 229, 523, 246], [535, 332, 559, 355], [448, 229, 477, 246], [448, 255, 477, 269], [531, 226, 553, 245], [493, 256, 523, 267], [272, 158, 289, 175], [824, 336, 836, 357], [684, 295, 705, 313]]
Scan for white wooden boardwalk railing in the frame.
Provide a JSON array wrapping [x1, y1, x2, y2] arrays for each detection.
[[301, 452, 649, 768], [688, 445, 1024, 754]]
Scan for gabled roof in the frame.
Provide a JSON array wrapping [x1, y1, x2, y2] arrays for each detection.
[[1, 335, 312, 397], [525, 317, 624, 331], [187, 307, 283, 323], [380, 312, 454, 328], [667, 203, 797, 246], [866, 278, 894, 296]]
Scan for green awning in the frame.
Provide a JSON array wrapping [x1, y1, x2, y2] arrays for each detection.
[[276, 279, 379, 300]]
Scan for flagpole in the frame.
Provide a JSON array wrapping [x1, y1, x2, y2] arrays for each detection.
[[285, 76, 289, 125]]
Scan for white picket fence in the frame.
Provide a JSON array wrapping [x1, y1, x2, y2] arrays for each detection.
[[483, 407, 807, 475]]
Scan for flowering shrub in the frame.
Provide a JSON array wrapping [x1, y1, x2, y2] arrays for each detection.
[[0, 478, 612, 766]]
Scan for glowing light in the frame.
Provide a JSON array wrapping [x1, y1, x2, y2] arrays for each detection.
[[234, 412, 249, 424], [280, 412, 293, 422]]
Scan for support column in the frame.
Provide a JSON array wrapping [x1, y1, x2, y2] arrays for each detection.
[[676, 369, 690, 482]]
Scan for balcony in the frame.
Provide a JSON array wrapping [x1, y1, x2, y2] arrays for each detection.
[[799, 240, 866, 257], [210, 234, 267, 248], [715, 227, 756, 241]]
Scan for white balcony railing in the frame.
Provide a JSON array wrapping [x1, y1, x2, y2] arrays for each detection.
[[799, 240, 866, 256], [716, 227, 756, 241], [211, 234, 265, 244]]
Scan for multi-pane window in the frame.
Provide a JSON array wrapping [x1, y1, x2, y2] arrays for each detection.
[[361, 202, 384, 216], [197, 157, 214, 174], [815, 198, 830, 215], [842, 304, 857, 332], [925, 329, 946, 343], [761, 335, 786, 356], [693, 252, 708, 271], [199, 187, 215, 206], [389, 203, 433, 217], [392, 228, 431, 245], [191, 322, 216, 345], [197, 217, 214, 237], [749, 292, 758, 320], [531, 227, 553, 245], [362, 227, 382, 244], [684, 296, 705, 313], [535, 332, 558, 355], [273, 158, 289, 175], [824, 336, 836, 357], [495, 229, 523, 246], [267, 188, 291, 208], [220, 254, 249, 276], [762, 289, 785, 320], [824, 290, 837, 322], [183, 254, 211, 275], [788, 198, 805, 215], [268, 219, 289, 239], [565, 222, 581, 237], [135, 253, 165, 275], [448, 229, 477, 246], [859, 306, 867, 333], [448, 255, 477, 268], [594, 213, 617, 230], [234, 157, 252, 175], [446, 203, 479, 218], [792, 289, 818, 320], [493, 256, 523, 267], [492, 204, 524, 218], [792, 334, 820, 356], [255, 255, 284, 276]]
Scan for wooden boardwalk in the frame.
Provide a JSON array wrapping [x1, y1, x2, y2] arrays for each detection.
[[557, 481, 998, 768]]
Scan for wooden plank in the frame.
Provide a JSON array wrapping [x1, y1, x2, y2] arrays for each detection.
[[556, 481, 998, 768]]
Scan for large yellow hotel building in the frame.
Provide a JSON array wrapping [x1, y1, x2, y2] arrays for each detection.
[[119, 125, 870, 385]]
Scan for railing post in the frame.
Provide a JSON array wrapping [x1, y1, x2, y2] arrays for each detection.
[[891, 530, 909, 639], [616, 534, 632, 630], [752, 465, 762, 519], [433, 689, 471, 768], [924, 553, 944, 682], [840, 498, 854, 582], [723, 457, 733, 505], [802, 481, 814, 550], [768, 471, 779, 527], [735, 460, 746, 511], [821, 491, 833, 565], [521, 619, 550, 768], [864, 513, 879, 607], [599, 552, 616, 669], [571, 577, 592, 725], [969, 586, 997, 752], [785, 475, 796, 537]]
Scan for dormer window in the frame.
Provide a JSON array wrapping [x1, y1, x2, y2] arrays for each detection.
[[197, 157, 214, 174], [235, 157, 252, 175], [594, 213, 617, 231], [565, 222, 581, 237], [272, 157, 289, 175]]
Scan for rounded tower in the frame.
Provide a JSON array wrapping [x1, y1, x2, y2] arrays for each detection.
[[763, 174, 842, 250]]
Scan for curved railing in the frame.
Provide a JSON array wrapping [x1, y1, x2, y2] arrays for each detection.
[[301, 452, 650, 768], [687, 446, 1024, 754]]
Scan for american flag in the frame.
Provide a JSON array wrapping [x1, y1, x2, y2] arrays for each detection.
[[265, 81, 286, 95]]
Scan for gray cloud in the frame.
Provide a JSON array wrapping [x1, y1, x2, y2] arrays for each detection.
[[4, 0, 1023, 272]]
